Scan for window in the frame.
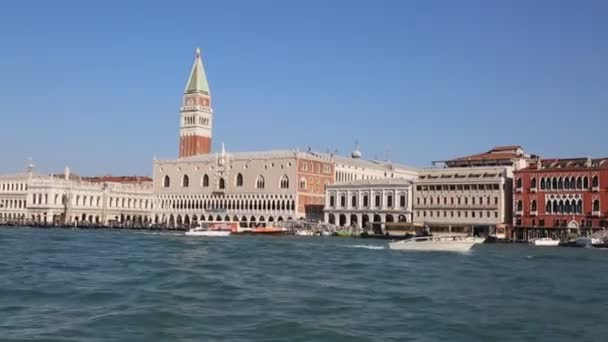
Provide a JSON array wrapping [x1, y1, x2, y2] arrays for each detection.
[[552, 178, 558, 190], [375, 195, 381, 207], [583, 177, 588, 189], [163, 175, 170, 188], [256, 176, 265, 189], [516, 178, 522, 189], [558, 177, 563, 189], [564, 177, 570, 189], [299, 178, 306, 190], [340, 196, 346, 208], [279, 175, 289, 189], [472, 211, 476, 218], [540, 178, 546, 190], [330, 196, 335, 207], [517, 200, 523, 211], [202, 174, 209, 187], [219, 178, 225, 189], [530, 178, 537, 189], [400, 195, 406, 207], [531, 200, 537, 211], [182, 175, 189, 187], [363, 195, 369, 207], [593, 200, 600, 212], [546, 201, 552, 213], [387, 195, 393, 207], [577, 177, 582, 189], [236, 173, 244, 187], [352, 195, 357, 207], [592, 175, 599, 188]]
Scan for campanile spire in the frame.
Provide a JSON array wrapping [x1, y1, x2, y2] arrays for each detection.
[[179, 48, 213, 158]]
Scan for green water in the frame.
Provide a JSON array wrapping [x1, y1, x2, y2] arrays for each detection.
[[1, 227, 607, 341]]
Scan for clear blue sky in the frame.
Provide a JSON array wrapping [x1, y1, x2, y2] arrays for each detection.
[[1, 0, 607, 176]]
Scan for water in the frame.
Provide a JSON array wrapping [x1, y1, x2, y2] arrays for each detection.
[[1, 227, 607, 342]]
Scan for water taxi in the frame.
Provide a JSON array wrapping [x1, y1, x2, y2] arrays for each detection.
[[388, 234, 483, 252], [529, 238, 560, 247]]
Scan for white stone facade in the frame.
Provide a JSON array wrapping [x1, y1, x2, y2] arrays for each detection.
[[413, 166, 513, 231], [0, 170, 153, 226], [324, 179, 414, 231], [153, 149, 334, 227]]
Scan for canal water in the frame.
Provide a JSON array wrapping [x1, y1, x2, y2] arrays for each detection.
[[1, 227, 607, 341]]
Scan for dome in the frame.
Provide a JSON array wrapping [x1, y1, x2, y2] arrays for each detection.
[[351, 145, 362, 159]]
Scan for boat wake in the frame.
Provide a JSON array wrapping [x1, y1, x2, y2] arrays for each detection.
[[344, 245, 385, 250]]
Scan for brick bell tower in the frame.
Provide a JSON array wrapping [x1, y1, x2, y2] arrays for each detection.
[[179, 48, 213, 158]]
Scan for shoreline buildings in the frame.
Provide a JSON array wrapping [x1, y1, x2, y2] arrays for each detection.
[[513, 158, 608, 240], [1, 49, 606, 240]]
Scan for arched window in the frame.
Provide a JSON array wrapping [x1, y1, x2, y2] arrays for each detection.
[[564, 200, 570, 213], [517, 200, 523, 211], [299, 178, 306, 190], [583, 177, 589, 189], [202, 174, 209, 187], [564, 177, 570, 189], [256, 176, 265, 189], [163, 175, 170, 188], [577, 199, 583, 214], [553, 201, 558, 213], [592, 175, 599, 188], [531, 200, 537, 211], [558, 177, 563, 189], [530, 178, 537, 189], [593, 200, 600, 212], [546, 201, 552, 213], [558, 200, 564, 214], [182, 175, 189, 187], [577, 177, 582, 189], [540, 178, 546, 190], [552, 178, 558, 190], [516, 178, 522, 189], [236, 173, 243, 187], [280, 175, 289, 189], [219, 178, 225, 189]]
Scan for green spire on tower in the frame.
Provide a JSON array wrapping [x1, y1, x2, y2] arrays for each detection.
[[185, 48, 210, 95]]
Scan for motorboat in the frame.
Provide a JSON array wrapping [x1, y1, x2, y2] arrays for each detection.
[[185, 227, 231, 237], [185, 222, 237, 237], [529, 237, 560, 247], [295, 230, 314, 236], [250, 226, 289, 235], [388, 234, 483, 252]]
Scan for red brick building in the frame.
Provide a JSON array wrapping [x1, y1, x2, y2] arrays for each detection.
[[513, 158, 608, 241]]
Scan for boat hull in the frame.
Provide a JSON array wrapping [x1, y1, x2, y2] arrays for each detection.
[[389, 240, 478, 252], [530, 240, 560, 247], [185, 231, 231, 237]]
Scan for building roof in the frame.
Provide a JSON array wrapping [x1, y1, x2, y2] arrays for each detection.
[[185, 48, 210, 95], [452, 146, 524, 162], [520, 157, 608, 172], [83, 176, 153, 184], [417, 166, 507, 181], [327, 178, 413, 189], [158, 149, 332, 164]]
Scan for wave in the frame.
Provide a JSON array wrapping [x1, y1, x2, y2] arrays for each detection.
[[344, 245, 385, 250]]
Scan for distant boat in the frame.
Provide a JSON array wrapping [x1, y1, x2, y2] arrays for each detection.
[[389, 235, 483, 252], [185, 227, 230, 237], [529, 238, 560, 247], [295, 230, 314, 236]]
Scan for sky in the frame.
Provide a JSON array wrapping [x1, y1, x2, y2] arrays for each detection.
[[1, 0, 607, 176]]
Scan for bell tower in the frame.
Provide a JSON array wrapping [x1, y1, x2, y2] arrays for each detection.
[[179, 48, 213, 158]]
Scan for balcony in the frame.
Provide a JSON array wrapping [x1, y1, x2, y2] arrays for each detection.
[[515, 187, 522, 193], [593, 210, 601, 217], [592, 186, 599, 192], [515, 210, 523, 216], [530, 187, 537, 193], [530, 210, 538, 216]]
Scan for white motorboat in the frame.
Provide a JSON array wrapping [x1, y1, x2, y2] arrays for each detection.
[[185, 227, 231, 237], [529, 238, 560, 247], [388, 235, 483, 252], [295, 230, 314, 236]]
